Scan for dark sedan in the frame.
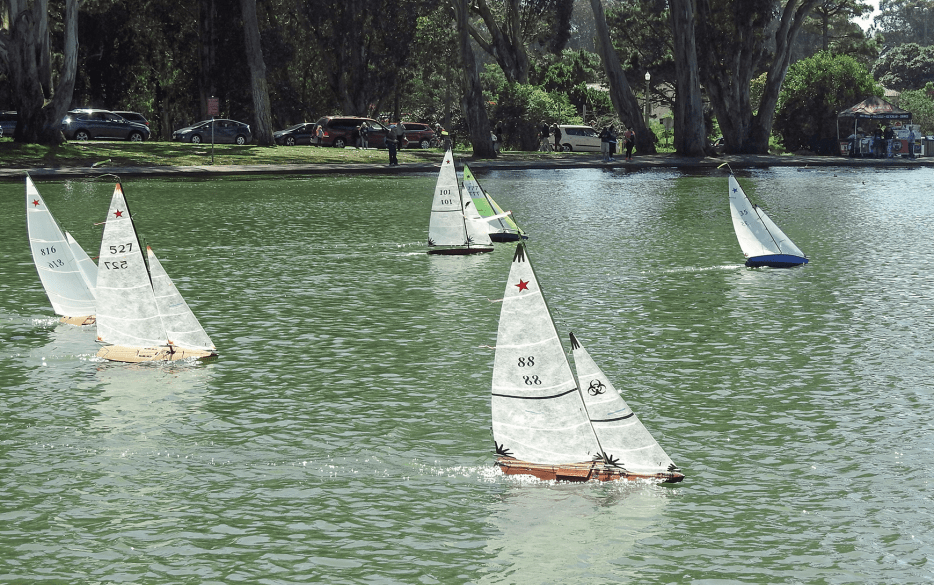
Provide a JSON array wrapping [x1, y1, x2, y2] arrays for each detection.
[[61, 109, 150, 141], [274, 122, 317, 146], [172, 119, 252, 145]]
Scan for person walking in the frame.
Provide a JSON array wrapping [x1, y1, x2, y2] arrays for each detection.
[[386, 122, 399, 165], [624, 126, 635, 160], [539, 121, 550, 152], [553, 124, 562, 152]]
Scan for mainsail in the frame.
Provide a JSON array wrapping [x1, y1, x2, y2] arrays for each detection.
[[95, 183, 166, 348], [25, 175, 97, 322], [492, 244, 601, 464], [728, 175, 806, 263]]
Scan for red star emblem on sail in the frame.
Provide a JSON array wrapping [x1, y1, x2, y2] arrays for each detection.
[[32, 199, 41, 207], [516, 279, 529, 291], [114, 209, 123, 217]]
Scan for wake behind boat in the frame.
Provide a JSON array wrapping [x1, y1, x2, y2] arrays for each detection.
[[490, 243, 683, 483], [427, 150, 494, 255], [25, 175, 98, 325], [462, 165, 527, 242], [728, 174, 808, 268], [95, 183, 216, 362]]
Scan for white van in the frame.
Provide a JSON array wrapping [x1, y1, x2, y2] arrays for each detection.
[[557, 125, 602, 152]]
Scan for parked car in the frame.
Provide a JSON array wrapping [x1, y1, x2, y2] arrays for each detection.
[[113, 111, 150, 127], [0, 111, 17, 137], [61, 109, 150, 141], [556, 125, 601, 152], [274, 122, 318, 146], [312, 116, 391, 148], [401, 122, 434, 149], [172, 119, 252, 145]]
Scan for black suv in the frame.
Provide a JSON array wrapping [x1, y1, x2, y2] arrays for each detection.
[[312, 116, 391, 148], [61, 109, 151, 141]]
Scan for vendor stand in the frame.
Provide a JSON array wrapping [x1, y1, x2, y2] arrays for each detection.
[[837, 96, 913, 158]]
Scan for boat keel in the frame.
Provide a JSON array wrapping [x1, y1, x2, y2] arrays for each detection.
[[96, 345, 217, 363]]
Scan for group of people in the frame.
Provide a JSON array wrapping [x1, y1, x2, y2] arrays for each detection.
[[597, 124, 636, 162], [870, 124, 916, 159]]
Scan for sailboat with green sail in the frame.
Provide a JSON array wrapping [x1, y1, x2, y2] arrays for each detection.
[[462, 165, 527, 242]]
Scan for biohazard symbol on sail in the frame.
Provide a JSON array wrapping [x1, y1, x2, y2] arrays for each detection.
[[587, 379, 607, 396]]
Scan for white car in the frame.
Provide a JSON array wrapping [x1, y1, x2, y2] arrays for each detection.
[[557, 125, 602, 152]]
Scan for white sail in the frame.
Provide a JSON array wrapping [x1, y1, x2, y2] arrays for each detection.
[[66, 232, 98, 299], [491, 244, 599, 464], [570, 333, 676, 474], [728, 175, 804, 259], [428, 150, 468, 247], [147, 247, 215, 351], [462, 191, 494, 247], [95, 183, 167, 348], [25, 176, 97, 318]]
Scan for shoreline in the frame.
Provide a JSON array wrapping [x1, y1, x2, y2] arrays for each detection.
[[2, 151, 931, 182]]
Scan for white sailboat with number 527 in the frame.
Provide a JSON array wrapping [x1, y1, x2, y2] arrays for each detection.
[[94, 182, 216, 362]]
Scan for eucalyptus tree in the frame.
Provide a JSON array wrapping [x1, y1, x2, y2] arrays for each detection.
[[694, 0, 821, 154], [589, 0, 655, 153], [668, 0, 706, 155], [0, 0, 78, 143], [454, 0, 496, 156], [467, 0, 574, 84], [241, 0, 275, 146]]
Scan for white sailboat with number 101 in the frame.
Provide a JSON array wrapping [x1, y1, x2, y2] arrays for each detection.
[[25, 175, 98, 325], [95, 183, 216, 362], [491, 243, 682, 483], [427, 149, 494, 255]]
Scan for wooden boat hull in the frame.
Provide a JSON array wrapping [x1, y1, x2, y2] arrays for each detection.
[[427, 246, 494, 255], [60, 315, 96, 326], [745, 254, 809, 268], [496, 457, 684, 483], [489, 232, 528, 242], [97, 345, 217, 363]]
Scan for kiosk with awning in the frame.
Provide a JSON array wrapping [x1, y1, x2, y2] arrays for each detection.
[[837, 96, 913, 157]]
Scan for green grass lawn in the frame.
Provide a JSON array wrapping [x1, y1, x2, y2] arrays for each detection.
[[0, 139, 613, 168]]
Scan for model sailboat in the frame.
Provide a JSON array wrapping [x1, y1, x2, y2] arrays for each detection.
[[25, 175, 98, 325], [427, 150, 494, 255], [95, 183, 216, 362], [462, 165, 527, 242], [491, 243, 683, 483], [729, 174, 808, 268]]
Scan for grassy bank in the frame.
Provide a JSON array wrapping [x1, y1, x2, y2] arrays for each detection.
[[0, 139, 596, 169]]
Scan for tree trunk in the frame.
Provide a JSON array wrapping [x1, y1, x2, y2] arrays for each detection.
[[6, 0, 78, 144], [669, 0, 707, 156], [199, 0, 216, 120], [590, 0, 656, 154], [453, 0, 496, 158], [240, 0, 275, 146]]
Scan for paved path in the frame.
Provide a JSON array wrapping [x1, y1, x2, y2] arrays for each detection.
[[1, 152, 931, 182]]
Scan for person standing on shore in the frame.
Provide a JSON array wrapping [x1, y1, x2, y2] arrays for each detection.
[[386, 122, 399, 165], [624, 126, 635, 161], [553, 124, 562, 152]]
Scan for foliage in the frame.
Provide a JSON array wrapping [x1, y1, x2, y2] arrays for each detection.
[[483, 69, 579, 150], [872, 43, 934, 90], [874, 0, 934, 49], [794, 0, 875, 61], [774, 51, 881, 152], [899, 82, 934, 132]]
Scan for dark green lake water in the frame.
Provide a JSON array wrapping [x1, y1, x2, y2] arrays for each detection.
[[2, 166, 934, 583]]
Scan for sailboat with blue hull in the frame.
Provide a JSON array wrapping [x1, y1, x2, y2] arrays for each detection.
[[728, 174, 808, 268]]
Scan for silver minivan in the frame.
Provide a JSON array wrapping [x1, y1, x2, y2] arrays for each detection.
[[557, 125, 602, 152]]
